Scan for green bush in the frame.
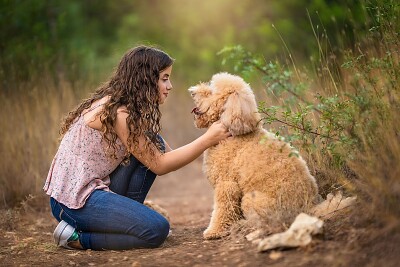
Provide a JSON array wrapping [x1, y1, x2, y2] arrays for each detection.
[[219, 0, 399, 224]]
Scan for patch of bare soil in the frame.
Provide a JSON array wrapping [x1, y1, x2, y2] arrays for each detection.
[[1, 160, 399, 267]]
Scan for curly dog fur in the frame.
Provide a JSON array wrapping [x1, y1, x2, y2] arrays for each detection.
[[189, 73, 318, 240]]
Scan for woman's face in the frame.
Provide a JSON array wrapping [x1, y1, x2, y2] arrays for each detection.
[[158, 65, 173, 104]]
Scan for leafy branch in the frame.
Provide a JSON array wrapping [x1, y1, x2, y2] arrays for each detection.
[[219, 45, 322, 114], [260, 106, 339, 141]]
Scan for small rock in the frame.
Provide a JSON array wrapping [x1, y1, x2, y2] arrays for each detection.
[[269, 251, 283, 260], [246, 229, 262, 242]]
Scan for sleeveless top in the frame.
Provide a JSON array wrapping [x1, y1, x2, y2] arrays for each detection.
[[43, 111, 127, 209]]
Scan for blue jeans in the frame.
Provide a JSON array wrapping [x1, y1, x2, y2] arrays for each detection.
[[50, 146, 169, 250]]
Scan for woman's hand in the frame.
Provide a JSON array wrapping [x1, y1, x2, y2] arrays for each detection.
[[203, 121, 232, 146]]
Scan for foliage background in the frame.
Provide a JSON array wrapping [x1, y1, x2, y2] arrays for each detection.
[[0, 0, 366, 87]]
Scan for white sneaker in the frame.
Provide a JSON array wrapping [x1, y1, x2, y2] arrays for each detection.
[[53, 220, 77, 249]]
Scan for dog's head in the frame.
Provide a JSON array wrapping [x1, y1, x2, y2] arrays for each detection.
[[189, 72, 261, 136]]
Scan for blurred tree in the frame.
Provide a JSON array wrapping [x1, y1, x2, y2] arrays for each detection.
[[0, 0, 372, 90], [0, 0, 135, 89]]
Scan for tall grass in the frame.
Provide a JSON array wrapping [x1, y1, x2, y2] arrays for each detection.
[[0, 77, 85, 208], [350, 115, 400, 226], [219, 1, 399, 226]]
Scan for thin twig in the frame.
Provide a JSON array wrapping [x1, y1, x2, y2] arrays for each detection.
[[262, 111, 340, 141]]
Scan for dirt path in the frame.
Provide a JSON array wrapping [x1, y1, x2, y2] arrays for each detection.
[[1, 160, 399, 267]]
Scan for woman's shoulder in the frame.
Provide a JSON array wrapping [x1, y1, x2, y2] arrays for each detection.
[[115, 106, 130, 130], [117, 106, 129, 114]]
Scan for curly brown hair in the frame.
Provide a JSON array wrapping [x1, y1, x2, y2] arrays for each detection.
[[60, 45, 174, 159]]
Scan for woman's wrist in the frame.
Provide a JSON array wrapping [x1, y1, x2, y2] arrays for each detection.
[[198, 133, 214, 149]]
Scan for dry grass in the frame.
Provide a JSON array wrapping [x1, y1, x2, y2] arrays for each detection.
[[349, 114, 400, 227], [0, 76, 85, 208]]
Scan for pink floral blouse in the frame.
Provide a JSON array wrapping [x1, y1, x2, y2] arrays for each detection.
[[43, 115, 126, 209]]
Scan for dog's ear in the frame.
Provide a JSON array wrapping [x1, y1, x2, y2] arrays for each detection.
[[220, 89, 260, 136], [189, 83, 212, 98]]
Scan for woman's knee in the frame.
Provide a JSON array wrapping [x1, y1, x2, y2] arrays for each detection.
[[145, 216, 170, 247]]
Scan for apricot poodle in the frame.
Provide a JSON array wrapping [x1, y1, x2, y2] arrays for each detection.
[[189, 73, 318, 240]]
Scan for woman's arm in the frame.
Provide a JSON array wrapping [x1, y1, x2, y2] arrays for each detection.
[[114, 112, 230, 175]]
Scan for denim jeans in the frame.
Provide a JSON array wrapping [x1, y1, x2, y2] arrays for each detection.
[[50, 139, 169, 250]]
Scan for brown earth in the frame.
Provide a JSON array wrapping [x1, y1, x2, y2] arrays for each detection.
[[1, 160, 399, 267]]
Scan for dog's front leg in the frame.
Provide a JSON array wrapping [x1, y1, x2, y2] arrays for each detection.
[[204, 180, 242, 239]]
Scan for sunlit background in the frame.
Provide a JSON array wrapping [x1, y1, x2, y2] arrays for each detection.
[[0, 0, 366, 86]]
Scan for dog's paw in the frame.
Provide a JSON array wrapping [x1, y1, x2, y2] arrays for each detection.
[[144, 200, 170, 221], [203, 228, 228, 240]]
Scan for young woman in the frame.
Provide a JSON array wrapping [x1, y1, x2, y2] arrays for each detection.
[[43, 45, 230, 250]]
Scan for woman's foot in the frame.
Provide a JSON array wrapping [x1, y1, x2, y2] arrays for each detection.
[[53, 220, 83, 250]]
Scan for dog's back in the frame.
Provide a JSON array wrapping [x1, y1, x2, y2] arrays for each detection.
[[204, 128, 318, 220]]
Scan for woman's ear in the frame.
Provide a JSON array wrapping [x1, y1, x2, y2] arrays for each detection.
[[219, 91, 260, 136]]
